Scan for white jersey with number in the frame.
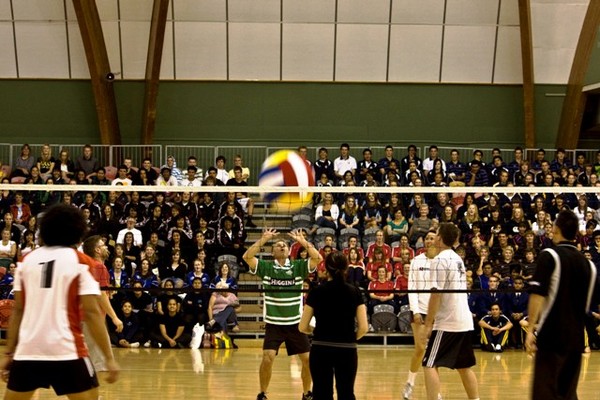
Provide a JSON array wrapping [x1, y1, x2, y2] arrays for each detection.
[[430, 248, 473, 332], [13, 247, 100, 361], [408, 253, 433, 315]]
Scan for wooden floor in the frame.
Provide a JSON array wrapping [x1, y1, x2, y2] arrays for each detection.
[[2, 345, 600, 399]]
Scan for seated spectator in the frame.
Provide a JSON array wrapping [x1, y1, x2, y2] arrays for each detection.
[[207, 281, 241, 335], [475, 275, 505, 319], [182, 276, 209, 330], [156, 167, 178, 187], [342, 235, 365, 260], [446, 149, 467, 183], [10, 143, 35, 178], [226, 167, 256, 227], [149, 297, 191, 348], [0, 229, 17, 268], [478, 302, 513, 352], [408, 204, 433, 247], [112, 165, 133, 186], [156, 278, 182, 316], [346, 247, 365, 287], [180, 165, 202, 187], [18, 230, 38, 260], [357, 147, 379, 184], [338, 195, 361, 233], [366, 230, 392, 263], [505, 276, 528, 348], [186, 258, 211, 287], [217, 216, 246, 268], [367, 265, 396, 315], [75, 144, 100, 176], [9, 192, 31, 226], [361, 192, 383, 229], [465, 160, 488, 186], [122, 232, 142, 276], [161, 155, 183, 184], [126, 280, 154, 318], [394, 263, 409, 307], [211, 261, 238, 291], [159, 249, 188, 284], [36, 143, 56, 180], [384, 209, 408, 244], [111, 300, 145, 348], [56, 149, 76, 181], [117, 217, 144, 246], [139, 158, 159, 184], [25, 165, 44, 185], [365, 247, 392, 282], [132, 258, 159, 289], [310, 193, 339, 233]]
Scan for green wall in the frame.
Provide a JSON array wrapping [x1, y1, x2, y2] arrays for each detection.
[[0, 79, 565, 149]]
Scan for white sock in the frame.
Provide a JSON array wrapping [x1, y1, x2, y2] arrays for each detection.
[[407, 371, 417, 385]]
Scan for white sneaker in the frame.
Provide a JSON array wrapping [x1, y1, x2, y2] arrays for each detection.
[[402, 382, 413, 399], [438, 394, 443, 400], [143, 341, 151, 348], [495, 344, 502, 352], [129, 342, 140, 348]]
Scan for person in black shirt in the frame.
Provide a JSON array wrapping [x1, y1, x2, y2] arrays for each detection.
[[527, 210, 599, 399], [299, 252, 368, 400]]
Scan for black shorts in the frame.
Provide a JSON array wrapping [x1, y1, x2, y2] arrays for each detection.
[[8, 358, 99, 395], [263, 323, 311, 356], [422, 330, 476, 370]]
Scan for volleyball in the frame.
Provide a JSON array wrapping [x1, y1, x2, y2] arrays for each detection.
[[258, 150, 314, 211]]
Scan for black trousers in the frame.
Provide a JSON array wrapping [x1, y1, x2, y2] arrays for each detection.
[[532, 349, 582, 400], [309, 344, 358, 400]]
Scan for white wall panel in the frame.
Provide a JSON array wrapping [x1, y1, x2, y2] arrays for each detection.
[[15, 22, 69, 78], [446, 0, 499, 25], [65, 0, 119, 21], [534, 48, 576, 83], [120, 21, 151, 79], [282, 0, 335, 23], [442, 25, 496, 83], [175, 22, 227, 79], [499, 0, 520, 25], [67, 21, 87, 79], [160, 21, 174, 79], [173, 0, 226, 22], [282, 23, 334, 81], [0, 23, 17, 78], [120, 0, 154, 21], [391, 0, 445, 25], [388, 25, 442, 82], [336, 24, 388, 82], [531, 2, 587, 83], [0, 1, 12, 19], [229, 23, 280, 80], [494, 26, 522, 83], [337, 0, 390, 23], [228, 0, 280, 22], [102, 21, 122, 78], [12, 0, 64, 21]]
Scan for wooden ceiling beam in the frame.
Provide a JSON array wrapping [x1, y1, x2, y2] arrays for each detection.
[[140, 0, 170, 145], [557, 1, 600, 149], [518, 0, 536, 148], [72, 0, 121, 145]]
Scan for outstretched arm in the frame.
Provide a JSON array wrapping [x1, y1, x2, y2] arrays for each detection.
[[243, 228, 278, 272], [288, 229, 322, 270]]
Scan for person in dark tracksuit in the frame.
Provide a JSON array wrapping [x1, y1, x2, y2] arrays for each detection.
[[527, 210, 599, 400]]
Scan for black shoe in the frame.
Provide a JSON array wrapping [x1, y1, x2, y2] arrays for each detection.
[[246, 219, 257, 228], [257, 392, 268, 400], [302, 391, 313, 400]]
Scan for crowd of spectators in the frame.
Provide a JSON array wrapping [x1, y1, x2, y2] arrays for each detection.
[[1, 142, 600, 350]]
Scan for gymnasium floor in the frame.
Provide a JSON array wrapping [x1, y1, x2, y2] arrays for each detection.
[[2, 346, 599, 399]]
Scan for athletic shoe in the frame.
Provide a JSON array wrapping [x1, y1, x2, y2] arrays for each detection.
[[438, 394, 443, 400], [143, 341, 151, 348], [129, 342, 140, 348], [257, 392, 268, 400], [402, 382, 413, 399], [302, 391, 313, 400], [495, 344, 502, 352]]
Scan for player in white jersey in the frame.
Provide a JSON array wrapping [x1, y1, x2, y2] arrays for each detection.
[[421, 223, 479, 400], [0, 204, 119, 399], [402, 230, 438, 400]]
